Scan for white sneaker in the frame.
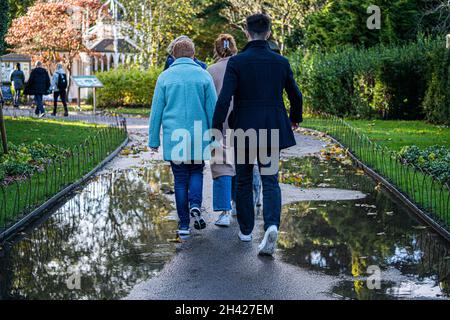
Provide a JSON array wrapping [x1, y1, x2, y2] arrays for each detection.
[[258, 225, 278, 256], [238, 231, 252, 242], [177, 228, 191, 236], [190, 207, 206, 230], [215, 211, 231, 227]]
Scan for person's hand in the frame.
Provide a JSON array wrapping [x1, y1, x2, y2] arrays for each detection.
[[291, 122, 299, 130]]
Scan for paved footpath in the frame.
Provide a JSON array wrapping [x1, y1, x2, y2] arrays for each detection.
[[107, 115, 365, 300], [5, 109, 366, 299]]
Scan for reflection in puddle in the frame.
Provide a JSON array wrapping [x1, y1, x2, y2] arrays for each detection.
[[0, 156, 448, 300], [279, 157, 450, 300], [0, 164, 177, 300]]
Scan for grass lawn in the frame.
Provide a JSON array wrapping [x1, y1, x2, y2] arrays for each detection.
[[5, 117, 107, 149], [102, 107, 150, 117], [303, 116, 450, 151], [1, 117, 126, 228], [302, 115, 450, 227], [345, 120, 450, 151]]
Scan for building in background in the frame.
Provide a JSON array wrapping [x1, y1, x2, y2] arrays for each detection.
[[69, 0, 141, 100]]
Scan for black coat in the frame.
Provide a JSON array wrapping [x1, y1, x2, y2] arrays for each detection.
[[25, 67, 51, 95], [10, 70, 25, 90], [212, 40, 303, 150]]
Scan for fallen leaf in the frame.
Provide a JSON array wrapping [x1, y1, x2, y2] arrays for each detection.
[[168, 236, 183, 243]]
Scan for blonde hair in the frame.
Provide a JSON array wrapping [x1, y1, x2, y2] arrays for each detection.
[[214, 34, 237, 60], [172, 40, 195, 59]]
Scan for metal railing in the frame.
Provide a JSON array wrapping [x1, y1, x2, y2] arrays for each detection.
[[0, 115, 128, 234], [303, 113, 450, 235]]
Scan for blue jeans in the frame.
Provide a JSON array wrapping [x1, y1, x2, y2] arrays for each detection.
[[34, 95, 45, 114], [213, 175, 232, 211], [170, 162, 204, 228], [13, 89, 21, 107], [235, 151, 281, 235]]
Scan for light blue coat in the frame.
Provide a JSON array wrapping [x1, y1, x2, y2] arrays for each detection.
[[148, 58, 218, 162]]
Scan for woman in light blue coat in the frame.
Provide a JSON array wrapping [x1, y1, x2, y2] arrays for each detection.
[[148, 39, 217, 236]]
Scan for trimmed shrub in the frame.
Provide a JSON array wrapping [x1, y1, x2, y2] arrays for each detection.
[[423, 45, 450, 124], [96, 67, 162, 108], [293, 38, 450, 123]]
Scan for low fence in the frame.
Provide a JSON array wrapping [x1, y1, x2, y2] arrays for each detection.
[[0, 115, 128, 238], [303, 114, 450, 236]]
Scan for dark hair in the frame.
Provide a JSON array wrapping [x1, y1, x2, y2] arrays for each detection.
[[16, 63, 21, 70], [246, 13, 271, 38], [214, 34, 238, 60]]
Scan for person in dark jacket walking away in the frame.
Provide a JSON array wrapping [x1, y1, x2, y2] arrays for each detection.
[[51, 63, 69, 117], [164, 35, 208, 71], [10, 63, 25, 108], [25, 61, 51, 117], [212, 14, 303, 255]]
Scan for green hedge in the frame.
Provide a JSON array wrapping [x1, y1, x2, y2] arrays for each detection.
[[292, 39, 450, 124], [423, 45, 450, 123], [96, 67, 162, 108]]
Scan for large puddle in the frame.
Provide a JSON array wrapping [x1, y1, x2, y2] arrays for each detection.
[[0, 164, 177, 300], [0, 157, 448, 300], [278, 157, 450, 300]]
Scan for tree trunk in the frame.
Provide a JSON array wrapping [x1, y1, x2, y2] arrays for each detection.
[[0, 103, 8, 154]]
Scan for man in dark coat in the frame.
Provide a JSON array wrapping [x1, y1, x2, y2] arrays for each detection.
[[212, 13, 303, 256], [25, 61, 51, 117]]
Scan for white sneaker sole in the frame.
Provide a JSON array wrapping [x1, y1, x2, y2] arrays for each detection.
[[238, 234, 252, 242], [215, 215, 231, 227], [177, 230, 191, 236], [258, 229, 278, 255], [215, 221, 230, 227]]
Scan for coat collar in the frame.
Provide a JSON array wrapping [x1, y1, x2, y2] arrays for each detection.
[[217, 56, 231, 63], [170, 57, 200, 67], [242, 40, 270, 52]]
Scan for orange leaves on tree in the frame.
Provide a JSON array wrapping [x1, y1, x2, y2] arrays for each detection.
[[6, 0, 101, 70]]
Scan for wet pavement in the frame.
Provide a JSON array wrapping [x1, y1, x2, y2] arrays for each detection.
[[0, 122, 448, 299], [278, 157, 450, 300], [0, 168, 178, 299]]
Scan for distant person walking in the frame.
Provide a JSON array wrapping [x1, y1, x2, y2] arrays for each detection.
[[51, 63, 69, 117], [207, 34, 238, 227], [10, 63, 25, 108], [25, 61, 51, 117]]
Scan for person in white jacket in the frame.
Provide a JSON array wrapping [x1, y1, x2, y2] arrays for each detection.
[[51, 64, 69, 117]]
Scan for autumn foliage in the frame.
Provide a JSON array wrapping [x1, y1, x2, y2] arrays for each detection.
[[6, 0, 101, 72]]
